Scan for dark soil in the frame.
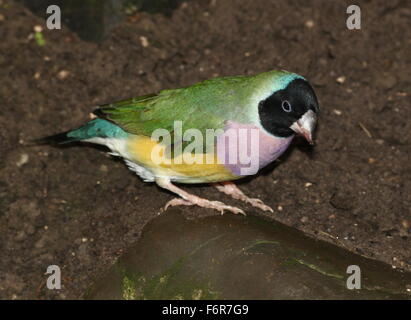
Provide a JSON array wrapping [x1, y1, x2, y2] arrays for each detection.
[[0, 0, 410, 299]]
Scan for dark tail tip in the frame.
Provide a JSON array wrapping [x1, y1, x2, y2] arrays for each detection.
[[31, 131, 75, 146]]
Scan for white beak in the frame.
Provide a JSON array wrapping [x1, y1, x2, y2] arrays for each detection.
[[290, 110, 317, 145]]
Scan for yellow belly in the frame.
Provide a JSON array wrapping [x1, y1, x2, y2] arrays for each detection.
[[125, 135, 239, 183]]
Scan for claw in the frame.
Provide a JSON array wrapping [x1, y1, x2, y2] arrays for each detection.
[[164, 197, 245, 215], [244, 197, 274, 213], [156, 178, 248, 216], [215, 182, 274, 213]]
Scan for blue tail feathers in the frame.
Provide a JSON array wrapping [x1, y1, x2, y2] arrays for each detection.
[[38, 119, 128, 144]]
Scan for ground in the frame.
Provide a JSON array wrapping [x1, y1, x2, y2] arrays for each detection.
[[0, 0, 410, 299]]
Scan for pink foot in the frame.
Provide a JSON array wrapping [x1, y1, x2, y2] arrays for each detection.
[[155, 178, 245, 215], [164, 197, 245, 215], [215, 182, 274, 213]]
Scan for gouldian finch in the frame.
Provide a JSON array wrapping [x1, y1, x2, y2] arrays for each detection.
[[41, 70, 319, 214]]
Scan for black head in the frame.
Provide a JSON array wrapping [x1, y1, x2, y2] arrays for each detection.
[[258, 78, 319, 142]]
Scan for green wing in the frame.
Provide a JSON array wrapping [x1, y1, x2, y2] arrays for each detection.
[[94, 75, 257, 139]]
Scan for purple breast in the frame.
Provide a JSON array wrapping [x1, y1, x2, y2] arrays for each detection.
[[216, 121, 294, 176]]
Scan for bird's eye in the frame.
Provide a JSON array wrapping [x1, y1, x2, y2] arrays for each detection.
[[281, 100, 292, 112]]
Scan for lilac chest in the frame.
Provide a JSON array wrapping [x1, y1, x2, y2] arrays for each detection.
[[216, 121, 294, 176]]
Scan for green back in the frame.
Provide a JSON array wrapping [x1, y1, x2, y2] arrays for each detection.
[[95, 70, 303, 139]]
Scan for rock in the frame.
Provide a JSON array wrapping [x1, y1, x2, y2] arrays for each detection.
[[87, 212, 411, 300], [35, 234, 48, 249], [376, 72, 397, 90], [330, 192, 355, 211], [77, 243, 92, 264], [15, 230, 27, 242]]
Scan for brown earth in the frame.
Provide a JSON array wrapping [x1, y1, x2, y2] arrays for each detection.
[[0, 0, 410, 299]]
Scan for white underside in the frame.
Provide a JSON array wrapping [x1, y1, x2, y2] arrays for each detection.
[[84, 137, 156, 182], [123, 159, 156, 182]]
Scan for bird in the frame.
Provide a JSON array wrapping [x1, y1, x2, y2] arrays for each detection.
[[40, 70, 319, 215]]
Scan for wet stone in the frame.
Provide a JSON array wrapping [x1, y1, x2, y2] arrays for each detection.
[[87, 210, 411, 300]]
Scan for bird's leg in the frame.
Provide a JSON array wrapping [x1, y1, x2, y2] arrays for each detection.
[[214, 181, 274, 212], [156, 178, 245, 215]]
